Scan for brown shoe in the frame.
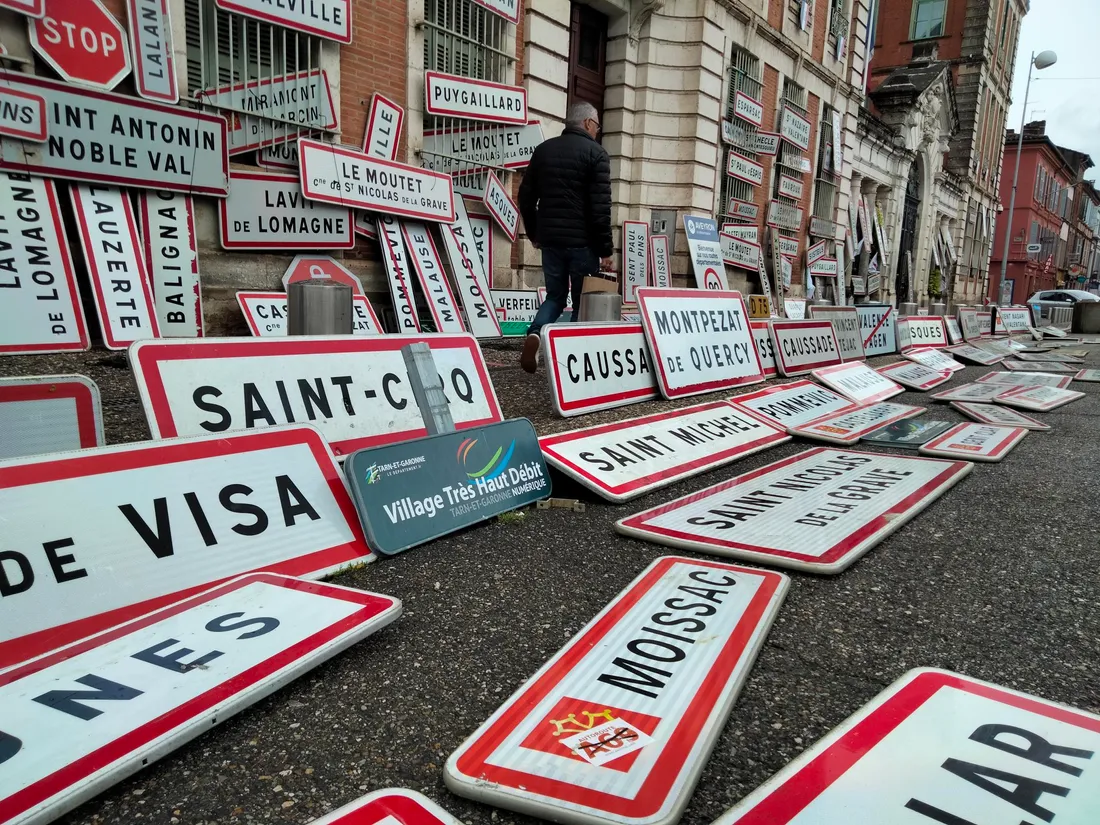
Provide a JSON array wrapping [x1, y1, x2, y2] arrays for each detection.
[[520, 333, 540, 373]]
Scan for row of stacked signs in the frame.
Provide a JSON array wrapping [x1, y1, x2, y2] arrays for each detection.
[[2, 288, 1099, 824]]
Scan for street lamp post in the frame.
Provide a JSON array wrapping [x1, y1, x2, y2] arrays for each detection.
[[998, 50, 1057, 306]]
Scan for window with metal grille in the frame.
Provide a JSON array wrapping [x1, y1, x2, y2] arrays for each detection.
[[812, 104, 839, 222], [828, 0, 849, 57], [718, 45, 763, 227], [790, 0, 812, 30], [774, 79, 808, 243], [184, 0, 331, 150]]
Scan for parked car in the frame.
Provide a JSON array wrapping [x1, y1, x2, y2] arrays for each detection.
[[1026, 289, 1100, 309]]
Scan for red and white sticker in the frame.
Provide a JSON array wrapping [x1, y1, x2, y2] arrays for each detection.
[[541, 323, 658, 418], [949, 402, 1051, 431], [917, 422, 1027, 462], [0, 574, 399, 825], [376, 214, 421, 333], [875, 361, 951, 391], [729, 380, 856, 432], [0, 86, 46, 142], [139, 190, 203, 338], [749, 320, 777, 377], [903, 347, 964, 373], [945, 343, 1003, 365], [220, 170, 355, 250], [445, 556, 788, 825], [928, 382, 1011, 403], [483, 170, 519, 241], [539, 401, 789, 502], [71, 184, 160, 349], [236, 291, 382, 337], [616, 450, 971, 574], [129, 335, 502, 457], [812, 362, 904, 406], [282, 255, 366, 296], [897, 316, 948, 352], [995, 384, 1085, 412], [637, 288, 764, 399], [791, 403, 925, 445], [0, 425, 374, 669], [363, 93, 404, 161], [769, 320, 843, 376], [401, 221, 466, 333], [0, 375, 103, 460], [424, 72, 527, 125], [310, 789, 461, 825], [710, 669, 1100, 824], [975, 371, 1072, 389]]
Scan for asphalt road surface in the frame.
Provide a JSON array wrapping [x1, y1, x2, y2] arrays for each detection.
[[7, 337, 1099, 825]]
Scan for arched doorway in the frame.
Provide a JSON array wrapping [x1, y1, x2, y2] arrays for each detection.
[[896, 160, 921, 305]]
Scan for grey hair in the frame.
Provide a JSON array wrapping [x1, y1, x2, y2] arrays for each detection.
[[565, 101, 598, 129]]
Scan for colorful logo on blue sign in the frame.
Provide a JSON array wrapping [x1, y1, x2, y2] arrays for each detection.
[[457, 437, 516, 481]]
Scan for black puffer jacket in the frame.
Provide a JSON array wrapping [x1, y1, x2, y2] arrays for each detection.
[[518, 126, 613, 257]]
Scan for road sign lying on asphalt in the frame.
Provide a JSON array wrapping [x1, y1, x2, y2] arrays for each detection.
[[974, 338, 1016, 358], [310, 788, 461, 825], [1036, 325, 1068, 338], [0, 375, 103, 460], [0, 573, 401, 825], [928, 382, 1014, 403], [917, 422, 1028, 463], [860, 419, 955, 450], [807, 306, 865, 362], [1002, 359, 1076, 373], [345, 419, 548, 556], [811, 362, 904, 405], [637, 288, 764, 399], [129, 335, 502, 458], [902, 347, 964, 373], [541, 323, 658, 417], [949, 401, 1051, 431], [995, 384, 1085, 412], [729, 380, 857, 432], [975, 371, 1072, 389], [539, 401, 790, 502], [1074, 368, 1100, 382], [768, 319, 843, 376], [856, 305, 896, 357], [445, 556, 788, 825], [707, 668, 1100, 824], [236, 291, 383, 337], [896, 316, 948, 352], [790, 403, 925, 445], [0, 425, 373, 670], [1014, 351, 1084, 363], [615, 450, 970, 574], [945, 343, 1003, 365], [875, 361, 951, 391], [749, 320, 777, 377]]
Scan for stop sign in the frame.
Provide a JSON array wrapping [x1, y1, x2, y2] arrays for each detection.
[[30, 0, 131, 90], [282, 256, 366, 295]]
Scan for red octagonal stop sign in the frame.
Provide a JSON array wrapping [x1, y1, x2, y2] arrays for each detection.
[[282, 255, 366, 295], [30, 0, 131, 91]]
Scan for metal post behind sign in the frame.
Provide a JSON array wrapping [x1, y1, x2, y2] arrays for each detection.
[[288, 280, 353, 335], [401, 343, 455, 435]]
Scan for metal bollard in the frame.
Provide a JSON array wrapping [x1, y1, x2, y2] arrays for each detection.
[[899, 302, 919, 317], [578, 292, 622, 322], [930, 302, 947, 316], [288, 280, 353, 335], [809, 299, 832, 306]]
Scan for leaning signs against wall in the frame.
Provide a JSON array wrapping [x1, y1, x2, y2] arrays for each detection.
[[541, 322, 658, 417], [437, 196, 501, 338], [855, 305, 896, 357], [139, 190, 204, 338], [622, 220, 649, 304], [0, 374, 104, 460], [808, 305, 865, 362], [219, 170, 355, 250], [236, 292, 382, 336], [683, 215, 730, 289]]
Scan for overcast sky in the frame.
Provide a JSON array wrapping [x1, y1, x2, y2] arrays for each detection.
[[1008, 0, 1100, 179]]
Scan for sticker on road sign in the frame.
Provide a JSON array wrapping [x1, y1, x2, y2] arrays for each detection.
[[71, 184, 160, 349], [139, 190, 203, 338], [708, 668, 1100, 824], [0, 173, 89, 355], [975, 371, 1073, 389], [214, 0, 352, 42], [897, 316, 948, 351], [860, 419, 955, 450], [219, 170, 354, 250], [945, 343, 1003, 365], [728, 380, 856, 432], [345, 418, 548, 556], [482, 170, 519, 241], [917, 422, 1027, 462], [363, 93, 404, 161], [438, 198, 501, 339], [995, 384, 1085, 412], [768, 319, 842, 376], [0, 375, 103, 460], [424, 72, 527, 125], [811, 362, 904, 405], [127, 0, 178, 103], [856, 305, 896, 357], [309, 789, 462, 825], [949, 401, 1051, 431], [875, 361, 951, 391], [129, 335, 502, 457], [402, 222, 466, 332], [0, 70, 229, 196], [1003, 359, 1076, 373], [0, 86, 46, 142], [749, 320, 777, 377], [539, 401, 789, 502], [282, 255, 365, 296], [928, 382, 1011, 403], [616, 450, 970, 574], [944, 316, 963, 344], [0, 426, 374, 669], [541, 323, 657, 417], [903, 347, 964, 373], [790, 402, 925, 445], [807, 306, 865, 362], [0, 574, 399, 825], [1074, 368, 1100, 382], [637, 288, 764, 399], [236, 292, 382, 337], [445, 556, 788, 825]]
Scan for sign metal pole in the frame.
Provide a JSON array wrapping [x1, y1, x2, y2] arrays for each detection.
[[401, 342, 455, 435]]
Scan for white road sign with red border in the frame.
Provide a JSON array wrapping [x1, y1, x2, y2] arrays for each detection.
[[807, 306, 865, 362], [917, 422, 1027, 462], [790, 403, 925, 445], [0, 574, 399, 825], [0, 375, 103, 460], [928, 382, 1012, 403], [949, 401, 1051, 430], [623, 221, 649, 303], [768, 320, 842, 376], [0, 0, 44, 15], [616, 450, 970, 574], [1074, 368, 1100, 382], [709, 669, 1100, 824], [483, 170, 519, 241], [811, 362, 904, 405], [424, 72, 527, 124], [903, 347, 964, 373], [236, 292, 382, 337], [127, 0, 177, 103], [997, 305, 1033, 334], [975, 371, 1072, 389], [281, 255, 365, 296], [946, 343, 1003, 365], [445, 556, 788, 825], [995, 384, 1085, 412], [438, 197, 501, 339], [748, 320, 777, 377], [310, 788, 462, 825], [377, 214, 422, 333], [875, 361, 951, 391], [728, 380, 856, 433], [637, 288, 764, 399], [0, 87, 46, 142], [0, 425, 374, 669], [220, 170, 354, 250], [897, 316, 948, 352], [855, 305, 896, 357], [363, 93, 404, 161], [214, 0, 351, 42], [402, 221, 466, 333], [541, 323, 658, 418], [30, 0, 131, 91], [944, 315, 963, 344], [958, 307, 982, 341], [128, 335, 502, 457], [649, 235, 671, 289], [139, 190, 203, 338], [539, 401, 789, 502]]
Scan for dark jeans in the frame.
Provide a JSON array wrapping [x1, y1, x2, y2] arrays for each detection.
[[527, 247, 598, 335]]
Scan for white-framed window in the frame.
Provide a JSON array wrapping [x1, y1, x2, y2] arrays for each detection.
[[718, 44, 763, 227], [911, 0, 947, 40]]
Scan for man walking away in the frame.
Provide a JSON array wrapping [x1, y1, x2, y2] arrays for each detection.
[[517, 101, 614, 373]]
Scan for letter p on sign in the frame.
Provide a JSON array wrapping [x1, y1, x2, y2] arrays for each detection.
[[30, 0, 132, 91]]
